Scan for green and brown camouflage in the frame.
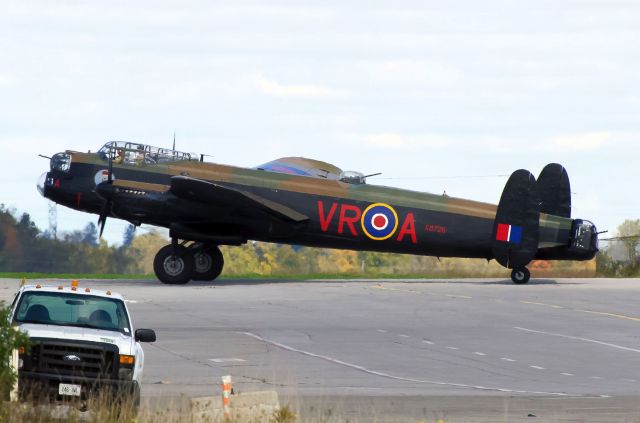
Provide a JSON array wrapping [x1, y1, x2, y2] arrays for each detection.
[[38, 141, 598, 284]]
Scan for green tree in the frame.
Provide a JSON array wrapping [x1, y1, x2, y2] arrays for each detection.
[[0, 303, 30, 400], [617, 219, 640, 263], [122, 224, 137, 247], [126, 230, 170, 274]]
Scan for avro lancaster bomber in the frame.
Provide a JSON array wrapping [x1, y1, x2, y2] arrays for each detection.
[[38, 141, 599, 285]]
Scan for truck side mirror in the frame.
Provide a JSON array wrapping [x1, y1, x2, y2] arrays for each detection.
[[135, 329, 156, 343]]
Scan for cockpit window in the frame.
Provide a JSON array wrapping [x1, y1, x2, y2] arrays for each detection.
[[98, 141, 196, 166]]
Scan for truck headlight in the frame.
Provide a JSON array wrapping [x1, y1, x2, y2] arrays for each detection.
[[118, 368, 133, 380]]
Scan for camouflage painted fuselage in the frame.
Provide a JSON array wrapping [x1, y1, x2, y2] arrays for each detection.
[[40, 150, 591, 262]]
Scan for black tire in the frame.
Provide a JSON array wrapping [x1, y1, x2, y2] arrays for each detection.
[[153, 245, 194, 285], [192, 246, 224, 281], [511, 268, 531, 284]]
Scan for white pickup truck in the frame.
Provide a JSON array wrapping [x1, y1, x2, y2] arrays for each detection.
[[9, 282, 156, 408]]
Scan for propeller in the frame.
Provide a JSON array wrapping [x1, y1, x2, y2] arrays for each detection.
[[97, 204, 109, 238], [97, 147, 115, 237]]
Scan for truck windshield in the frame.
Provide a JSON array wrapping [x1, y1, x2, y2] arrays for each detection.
[[13, 291, 131, 336]]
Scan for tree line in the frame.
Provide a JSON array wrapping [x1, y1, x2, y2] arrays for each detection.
[[0, 205, 636, 278]]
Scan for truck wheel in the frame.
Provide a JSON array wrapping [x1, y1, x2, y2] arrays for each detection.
[[153, 245, 194, 284], [192, 246, 224, 281], [511, 268, 530, 284]]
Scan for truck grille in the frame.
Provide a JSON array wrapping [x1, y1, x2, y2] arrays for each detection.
[[30, 339, 118, 379]]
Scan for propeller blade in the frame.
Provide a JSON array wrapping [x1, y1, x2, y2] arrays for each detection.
[[97, 147, 116, 238], [108, 148, 114, 183], [98, 217, 106, 238], [97, 200, 111, 238]]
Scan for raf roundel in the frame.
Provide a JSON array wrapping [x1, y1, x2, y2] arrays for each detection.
[[361, 203, 399, 240], [94, 169, 114, 186]]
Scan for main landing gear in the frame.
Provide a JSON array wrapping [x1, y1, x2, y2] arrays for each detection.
[[510, 267, 531, 284], [153, 242, 224, 285]]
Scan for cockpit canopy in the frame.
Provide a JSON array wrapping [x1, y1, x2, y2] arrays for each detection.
[[256, 157, 343, 180], [98, 141, 197, 165], [255, 157, 369, 184]]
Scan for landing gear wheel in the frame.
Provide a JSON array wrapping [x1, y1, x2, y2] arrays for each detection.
[[192, 246, 224, 281], [511, 268, 530, 284], [153, 245, 194, 285]]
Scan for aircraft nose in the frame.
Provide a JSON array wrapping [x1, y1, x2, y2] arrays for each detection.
[[37, 172, 47, 197]]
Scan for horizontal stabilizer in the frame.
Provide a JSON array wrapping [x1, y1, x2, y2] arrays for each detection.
[[537, 163, 571, 218], [170, 176, 309, 223], [492, 170, 540, 269]]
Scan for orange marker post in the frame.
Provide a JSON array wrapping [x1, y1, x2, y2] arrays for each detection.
[[221, 375, 232, 419]]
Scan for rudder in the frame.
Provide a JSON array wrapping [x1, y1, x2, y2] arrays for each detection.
[[537, 163, 571, 218], [492, 169, 540, 269]]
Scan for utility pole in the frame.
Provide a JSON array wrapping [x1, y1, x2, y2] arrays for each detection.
[[48, 202, 58, 240]]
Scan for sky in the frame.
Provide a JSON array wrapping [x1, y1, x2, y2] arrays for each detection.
[[0, 0, 638, 245]]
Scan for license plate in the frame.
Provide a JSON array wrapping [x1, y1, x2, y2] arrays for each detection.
[[58, 383, 81, 396]]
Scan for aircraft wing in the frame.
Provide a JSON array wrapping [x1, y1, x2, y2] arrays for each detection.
[[169, 175, 309, 223]]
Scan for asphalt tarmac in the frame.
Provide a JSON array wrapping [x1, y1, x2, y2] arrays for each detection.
[[2, 277, 640, 422]]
